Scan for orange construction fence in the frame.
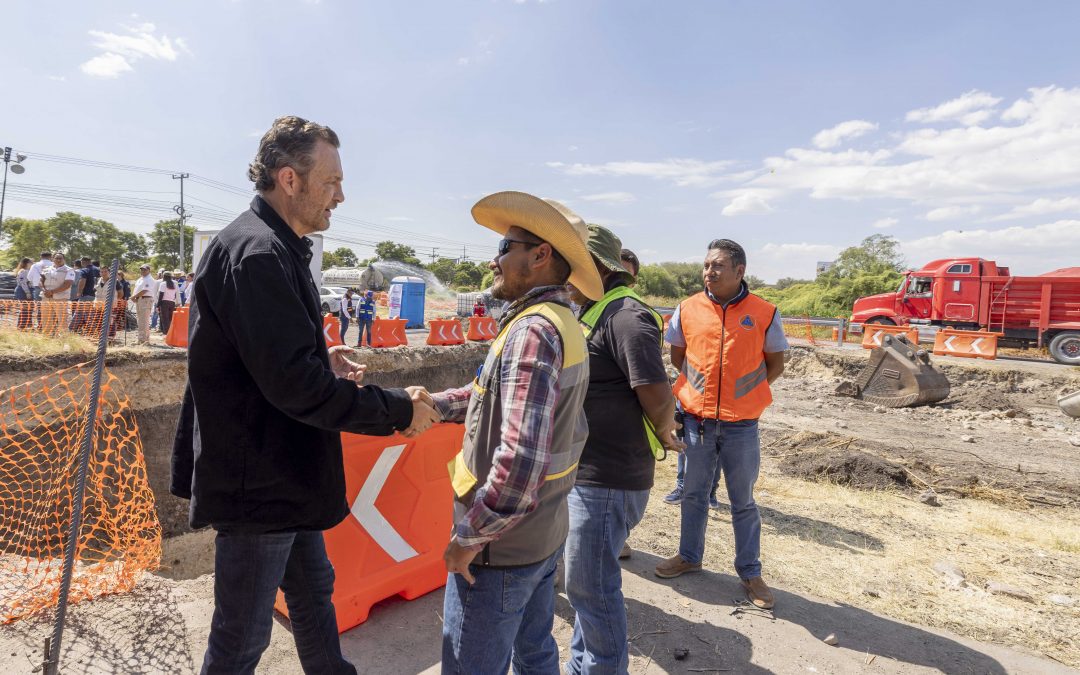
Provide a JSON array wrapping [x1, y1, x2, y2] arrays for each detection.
[[0, 363, 162, 623], [274, 423, 465, 631], [933, 328, 998, 360], [467, 316, 498, 341], [164, 305, 190, 348], [0, 299, 126, 341], [862, 324, 920, 349], [370, 317, 408, 348], [427, 319, 465, 346], [323, 314, 344, 348]]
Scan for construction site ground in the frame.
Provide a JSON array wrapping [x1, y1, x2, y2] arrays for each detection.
[[2, 342, 1079, 673]]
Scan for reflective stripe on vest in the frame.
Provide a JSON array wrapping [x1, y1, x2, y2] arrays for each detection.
[[578, 285, 669, 460], [672, 291, 776, 421]]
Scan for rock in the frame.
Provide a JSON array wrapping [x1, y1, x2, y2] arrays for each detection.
[[1020, 418, 1033, 427], [960, 435, 975, 443], [873, 405, 885, 413], [673, 648, 690, 661], [933, 560, 966, 587], [862, 586, 883, 598], [918, 489, 941, 507], [1054, 424, 1066, 432], [963, 421, 976, 430], [1069, 436, 1080, 448], [836, 421, 848, 429], [823, 634, 839, 646], [814, 398, 825, 404], [986, 582, 1035, 602], [1048, 594, 1075, 607]]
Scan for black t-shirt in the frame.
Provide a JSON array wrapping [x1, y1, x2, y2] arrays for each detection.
[[81, 266, 100, 296], [575, 295, 668, 491]]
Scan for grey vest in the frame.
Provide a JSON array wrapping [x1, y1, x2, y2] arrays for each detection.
[[449, 302, 589, 567]]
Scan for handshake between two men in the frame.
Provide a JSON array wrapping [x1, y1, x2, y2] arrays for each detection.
[[329, 345, 442, 438]]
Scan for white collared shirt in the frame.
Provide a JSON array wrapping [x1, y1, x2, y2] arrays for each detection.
[[43, 264, 75, 292], [132, 273, 156, 299], [28, 259, 52, 288]]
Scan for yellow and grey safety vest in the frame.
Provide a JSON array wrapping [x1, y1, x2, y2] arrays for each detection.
[[448, 301, 589, 567], [579, 285, 667, 460]]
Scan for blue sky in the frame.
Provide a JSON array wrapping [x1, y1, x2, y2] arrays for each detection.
[[3, 0, 1079, 281]]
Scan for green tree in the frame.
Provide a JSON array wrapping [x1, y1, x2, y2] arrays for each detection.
[[775, 277, 809, 290], [427, 258, 458, 285], [332, 247, 358, 267], [481, 269, 494, 290], [374, 241, 421, 265], [636, 264, 679, 297], [1, 217, 50, 267], [451, 261, 485, 290], [826, 234, 905, 280], [2, 212, 141, 268], [744, 274, 765, 290], [148, 219, 198, 271], [118, 230, 149, 262]]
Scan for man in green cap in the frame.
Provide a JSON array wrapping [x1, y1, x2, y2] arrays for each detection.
[[564, 224, 683, 674]]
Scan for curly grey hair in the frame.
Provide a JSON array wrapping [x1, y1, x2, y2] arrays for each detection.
[[248, 116, 340, 192]]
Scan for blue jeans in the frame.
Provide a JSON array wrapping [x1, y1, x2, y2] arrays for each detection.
[[339, 316, 350, 344], [357, 318, 372, 346], [679, 416, 762, 578], [442, 546, 562, 674], [674, 452, 721, 495], [564, 486, 649, 675], [202, 530, 355, 675]]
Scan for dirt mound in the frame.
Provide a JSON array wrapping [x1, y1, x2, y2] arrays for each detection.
[[780, 449, 915, 491], [947, 387, 1029, 417]]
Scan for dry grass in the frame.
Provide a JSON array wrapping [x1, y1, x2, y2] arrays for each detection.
[[634, 458, 1080, 667], [0, 328, 95, 357]]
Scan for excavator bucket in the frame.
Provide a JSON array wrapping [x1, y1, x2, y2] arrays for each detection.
[[835, 334, 950, 407]]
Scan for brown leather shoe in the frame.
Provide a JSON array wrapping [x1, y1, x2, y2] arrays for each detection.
[[654, 554, 702, 579], [618, 543, 632, 560], [741, 576, 775, 609]]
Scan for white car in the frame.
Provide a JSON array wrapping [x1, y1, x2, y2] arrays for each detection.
[[319, 286, 343, 314]]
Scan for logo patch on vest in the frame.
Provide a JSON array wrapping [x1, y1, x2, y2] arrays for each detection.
[[739, 314, 755, 330]]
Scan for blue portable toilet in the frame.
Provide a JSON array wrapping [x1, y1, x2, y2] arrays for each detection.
[[388, 275, 426, 328]]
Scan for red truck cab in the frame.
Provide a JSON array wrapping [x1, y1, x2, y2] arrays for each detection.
[[851, 258, 1080, 364]]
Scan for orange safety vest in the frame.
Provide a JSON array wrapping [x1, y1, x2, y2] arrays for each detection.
[[673, 291, 777, 422]]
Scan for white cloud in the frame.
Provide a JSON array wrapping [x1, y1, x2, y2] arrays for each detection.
[[992, 196, 1080, 221], [872, 217, 898, 229], [812, 120, 878, 149], [547, 158, 734, 187], [80, 53, 134, 79], [580, 191, 636, 204], [900, 220, 1080, 275], [905, 89, 1002, 126], [567, 145, 579, 152], [48, 75, 67, 82], [385, 216, 414, 221], [721, 192, 774, 216], [754, 242, 843, 282], [80, 21, 188, 78], [925, 205, 981, 221]]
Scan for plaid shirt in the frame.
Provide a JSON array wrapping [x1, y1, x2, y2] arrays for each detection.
[[432, 285, 568, 549]]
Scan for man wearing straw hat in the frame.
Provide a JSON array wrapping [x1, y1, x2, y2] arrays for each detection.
[[426, 191, 602, 674]]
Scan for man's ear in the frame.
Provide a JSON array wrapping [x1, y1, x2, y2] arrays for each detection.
[[276, 166, 300, 197]]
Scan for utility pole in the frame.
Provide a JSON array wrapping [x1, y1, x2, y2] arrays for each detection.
[[430, 248, 437, 264], [172, 173, 189, 271]]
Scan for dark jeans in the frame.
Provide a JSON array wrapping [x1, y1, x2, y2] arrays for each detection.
[[339, 315, 350, 344], [159, 300, 175, 334], [202, 530, 355, 675], [356, 318, 372, 346]]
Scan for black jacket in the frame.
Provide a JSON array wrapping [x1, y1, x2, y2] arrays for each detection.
[[171, 196, 414, 532]]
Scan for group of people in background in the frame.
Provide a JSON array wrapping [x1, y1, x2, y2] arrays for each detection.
[[10, 252, 195, 344], [337, 287, 376, 346]]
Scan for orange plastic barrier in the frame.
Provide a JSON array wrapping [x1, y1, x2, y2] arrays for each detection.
[[0, 363, 161, 623], [862, 324, 920, 349], [164, 306, 189, 348], [426, 319, 465, 346], [933, 328, 998, 360], [274, 423, 465, 631], [323, 315, 344, 348], [467, 316, 498, 341], [370, 317, 408, 348]]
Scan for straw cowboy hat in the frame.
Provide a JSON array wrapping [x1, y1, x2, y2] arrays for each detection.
[[472, 191, 604, 301]]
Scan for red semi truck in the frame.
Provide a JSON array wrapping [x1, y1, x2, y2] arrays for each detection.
[[850, 258, 1080, 365]]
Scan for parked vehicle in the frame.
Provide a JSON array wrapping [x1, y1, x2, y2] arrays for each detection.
[[319, 286, 343, 314], [851, 258, 1080, 364], [0, 272, 16, 300]]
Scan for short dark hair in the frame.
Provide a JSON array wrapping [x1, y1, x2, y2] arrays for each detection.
[[707, 238, 746, 268], [619, 248, 640, 275], [248, 116, 340, 192], [41, 251, 51, 258]]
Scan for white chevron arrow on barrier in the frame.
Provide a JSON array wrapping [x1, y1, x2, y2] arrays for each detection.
[[349, 444, 418, 562], [971, 337, 984, 354], [324, 323, 335, 345], [943, 335, 957, 351], [872, 331, 883, 346]]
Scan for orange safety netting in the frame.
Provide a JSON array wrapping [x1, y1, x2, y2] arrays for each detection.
[[0, 363, 161, 623], [780, 315, 818, 346], [0, 300, 127, 340]]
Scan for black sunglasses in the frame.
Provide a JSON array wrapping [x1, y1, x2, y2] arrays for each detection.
[[497, 238, 541, 257]]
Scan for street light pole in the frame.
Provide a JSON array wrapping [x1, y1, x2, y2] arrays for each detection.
[[1, 147, 28, 240], [172, 173, 189, 271]]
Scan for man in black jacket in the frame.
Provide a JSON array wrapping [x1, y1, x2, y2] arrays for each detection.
[[171, 116, 439, 674]]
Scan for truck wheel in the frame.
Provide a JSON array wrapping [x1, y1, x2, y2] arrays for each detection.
[[1048, 331, 1080, 366], [865, 317, 896, 326]]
